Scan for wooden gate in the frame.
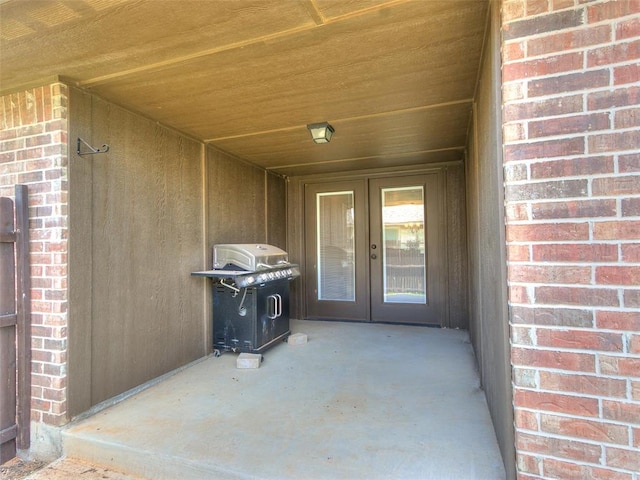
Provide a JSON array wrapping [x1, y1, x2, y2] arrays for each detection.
[[0, 186, 31, 464]]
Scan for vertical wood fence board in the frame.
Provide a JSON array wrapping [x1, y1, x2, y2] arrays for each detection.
[[0, 197, 17, 463], [15, 185, 30, 450]]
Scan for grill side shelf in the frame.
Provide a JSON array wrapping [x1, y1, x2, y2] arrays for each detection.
[[191, 266, 300, 288], [191, 270, 245, 278]]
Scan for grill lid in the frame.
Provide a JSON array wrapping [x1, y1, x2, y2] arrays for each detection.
[[193, 243, 299, 288], [213, 243, 289, 271]]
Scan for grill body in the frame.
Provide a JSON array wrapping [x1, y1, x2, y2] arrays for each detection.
[[212, 279, 290, 354]]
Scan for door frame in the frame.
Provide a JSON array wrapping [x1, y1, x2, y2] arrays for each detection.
[[286, 163, 468, 329]]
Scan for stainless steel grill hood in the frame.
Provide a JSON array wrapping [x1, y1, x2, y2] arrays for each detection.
[[193, 244, 300, 288], [213, 244, 289, 271]]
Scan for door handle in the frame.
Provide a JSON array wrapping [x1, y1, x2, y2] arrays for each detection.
[[275, 294, 282, 318], [267, 295, 278, 319], [267, 294, 282, 318]]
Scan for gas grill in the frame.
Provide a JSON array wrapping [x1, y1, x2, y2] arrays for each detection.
[[192, 244, 300, 356]]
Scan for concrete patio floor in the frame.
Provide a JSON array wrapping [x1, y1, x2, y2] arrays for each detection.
[[60, 320, 506, 479]]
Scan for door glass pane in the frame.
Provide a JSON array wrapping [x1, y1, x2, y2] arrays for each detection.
[[381, 187, 426, 304], [317, 192, 355, 302]]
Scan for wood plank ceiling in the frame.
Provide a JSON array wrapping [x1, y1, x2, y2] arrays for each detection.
[[1, 0, 488, 176]]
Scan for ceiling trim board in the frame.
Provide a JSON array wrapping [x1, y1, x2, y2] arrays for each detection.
[[284, 159, 464, 181], [266, 146, 465, 170], [204, 99, 473, 143]]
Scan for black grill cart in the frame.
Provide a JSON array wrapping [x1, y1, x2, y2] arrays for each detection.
[[192, 244, 300, 356]]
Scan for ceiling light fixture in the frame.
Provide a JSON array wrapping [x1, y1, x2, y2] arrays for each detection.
[[307, 122, 335, 144]]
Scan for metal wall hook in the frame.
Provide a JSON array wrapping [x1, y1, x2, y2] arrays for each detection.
[[77, 137, 110, 156]]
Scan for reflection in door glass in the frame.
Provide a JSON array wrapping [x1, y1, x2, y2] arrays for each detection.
[[381, 187, 426, 304], [317, 192, 355, 302]]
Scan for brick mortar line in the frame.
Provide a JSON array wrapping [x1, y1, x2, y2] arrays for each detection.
[[513, 447, 638, 475], [503, 51, 640, 73], [511, 346, 640, 359], [515, 451, 637, 475], [514, 416, 639, 441], [0, 145, 66, 153], [504, 154, 640, 164], [508, 288, 640, 295], [504, 191, 640, 196], [507, 303, 637, 309], [512, 363, 640, 376], [4, 163, 67, 170], [505, 219, 640, 225], [507, 106, 636, 119], [511, 386, 640, 404], [0, 135, 59, 144], [501, 87, 640, 103], [501, 84, 635, 100], [510, 323, 640, 331], [504, 44, 637, 64], [502, 0, 637, 19], [514, 416, 637, 440], [508, 276, 639, 284], [0, 122, 66, 132], [511, 365, 638, 376], [513, 349, 640, 362], [507, 301, 637, 309], [34, 384, 66, 391], [504, 128, 640, 145], [502, 109, 640, 124], [503, 157, 635, 164], [513, 336, 631, 345], [502, 14, 639, 36], [502, 59, 640, 79], [505, 216, 640, 222], [502, 38, 640, 61], [504, 222, 640, 228], [502, 10, 640, 31], [514, 353, 640, 364], [507, 260, 640, 264], [503, 192, 640, 199], [507, 265, 640, 270], [501, 84, 638, 99]]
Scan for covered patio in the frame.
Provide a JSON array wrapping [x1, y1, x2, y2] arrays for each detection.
[[59, 320, 504, 479]]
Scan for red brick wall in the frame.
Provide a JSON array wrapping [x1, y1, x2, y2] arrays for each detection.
[[0, 83, 69, 427], [502, 0, 640, 477]]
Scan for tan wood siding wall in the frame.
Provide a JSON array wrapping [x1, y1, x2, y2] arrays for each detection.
[[67, 96, 288, 416], [67, 87, 93, 417], [205, 146, 286, 258], [445, 164, 469, 329], [206, 147, 265, 249], [266, 172, 287, 250], [466, 2, 515, 477], [68, 88, 206, 413], [286, 179, 305, 319]]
